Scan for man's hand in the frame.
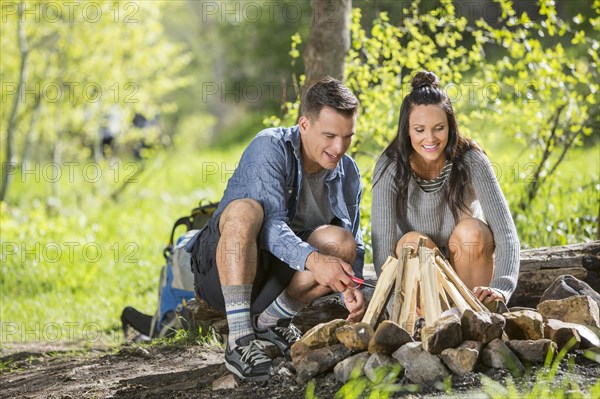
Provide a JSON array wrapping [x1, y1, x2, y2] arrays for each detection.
[[305, 251, 354, 292], [343, 288, 366, 322], [473, 286, 504, 304]]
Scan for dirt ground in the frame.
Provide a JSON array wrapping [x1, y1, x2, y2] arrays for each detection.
[[3, 291, 599, 399], [0, 340, 327, 399], [2, 339, 600, 399]]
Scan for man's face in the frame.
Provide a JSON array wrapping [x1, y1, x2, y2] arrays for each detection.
[[298, 107, 357, 174]]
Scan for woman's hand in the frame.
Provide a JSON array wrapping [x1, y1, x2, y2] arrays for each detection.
[[473, 286, 504, 303]]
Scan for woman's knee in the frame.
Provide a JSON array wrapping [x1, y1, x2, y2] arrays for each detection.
[[308, 225, 356, 264], [219, 199, 264, 237], [449, 218, 494, 258]]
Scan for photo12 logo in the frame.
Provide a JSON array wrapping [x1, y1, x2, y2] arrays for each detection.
[[1, 321, 122, 343], [1, 241, 139, 264], [1, 1, 140, 24], [199, 1, 304, 23], [1, 81, 139, 105], [1, 161, 141, 184]]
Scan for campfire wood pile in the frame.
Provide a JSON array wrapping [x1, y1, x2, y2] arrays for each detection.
[[289, 240, 600, 386], [362, 237, 492, 333], [188, 241, 600, 388]]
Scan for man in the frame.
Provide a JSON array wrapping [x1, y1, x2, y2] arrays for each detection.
[[186, 77, 366, 381]]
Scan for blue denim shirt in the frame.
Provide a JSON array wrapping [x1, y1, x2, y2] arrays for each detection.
[[186, 125, 365, 277]]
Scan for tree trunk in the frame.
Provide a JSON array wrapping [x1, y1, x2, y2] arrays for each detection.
[[20, 95, 42, 169], [302, 0, 352, 96], [1, 2, 29, 202], [48, 134, 62, 212]]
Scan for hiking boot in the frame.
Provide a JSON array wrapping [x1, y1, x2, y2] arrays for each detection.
[[224, 335, 272, 381], [252, 315, 303, 359]]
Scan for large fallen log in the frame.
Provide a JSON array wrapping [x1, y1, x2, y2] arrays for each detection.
[[519, 241, 600, 271], [511, 241, 600, 307]]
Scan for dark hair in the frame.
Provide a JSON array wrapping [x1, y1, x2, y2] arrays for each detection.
[[376, 71, 481, 222], [301, 77, 359, 120]]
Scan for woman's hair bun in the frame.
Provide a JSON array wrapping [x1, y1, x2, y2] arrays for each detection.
[[411, 71, 441, 90]]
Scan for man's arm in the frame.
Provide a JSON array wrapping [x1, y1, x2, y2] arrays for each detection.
[[232, 135, 317, 271]]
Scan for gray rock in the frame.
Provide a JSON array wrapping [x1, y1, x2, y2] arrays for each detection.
[[421, 314, 462, 354], [368, 320, 413, 355], [293, 294, 349, 333], [296, 344, 353, 384], [541, 275, 600, 309], [544, 319, 599, 351], [506, 339, 557, 363], [461, 309, 505, 343], [290, 340, 310, 371], [392, 342, 450, 385], [440, 343, 479, 376], [300, 319, 347, 349], [212, 374, 238, 390], [364, 353, 402, 382], [335, 322, 374, 351], [509, 307, 538, 312], [503, 310, 544, 340], [483, 299, 509, 314], [537, 295, 600, 329], [460, 340, 483, 352], [482, 338, 525, 377], [334, 351, 370, 384]]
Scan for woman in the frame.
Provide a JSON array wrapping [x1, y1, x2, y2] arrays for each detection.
[[371, 71, 520, 303]]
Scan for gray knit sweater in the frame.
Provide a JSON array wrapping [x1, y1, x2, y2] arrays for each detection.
[[371, 149, 520, 302]]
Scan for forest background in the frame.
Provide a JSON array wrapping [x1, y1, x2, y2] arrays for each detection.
[[1, 0, 598, 345]]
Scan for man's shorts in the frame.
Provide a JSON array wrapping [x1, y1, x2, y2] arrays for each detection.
[[189, 214, 317, 315]]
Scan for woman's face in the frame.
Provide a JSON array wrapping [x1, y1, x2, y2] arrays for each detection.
[[407, 104, 449, 167]]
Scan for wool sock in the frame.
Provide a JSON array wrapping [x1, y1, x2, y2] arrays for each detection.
[[257, 290, 307, 329], [223, 284, 253, 349]]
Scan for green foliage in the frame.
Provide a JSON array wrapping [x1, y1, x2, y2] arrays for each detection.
[[481, 338, 600, 399], [334, 364, 419, 398], [269, 0, 599, 251], [305, 380, 317, 399], [1, 1, 192, 196], [150, 324, 222, 348], [0, 142, 243, 343]]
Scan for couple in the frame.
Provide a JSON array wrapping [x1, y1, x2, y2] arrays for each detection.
[[186, 72, 520, 381]]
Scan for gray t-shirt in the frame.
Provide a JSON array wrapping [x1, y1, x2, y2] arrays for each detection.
[[290, 168, 333, 233]]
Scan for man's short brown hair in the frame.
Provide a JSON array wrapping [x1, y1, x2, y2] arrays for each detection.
[[301, 77, 359, 120]]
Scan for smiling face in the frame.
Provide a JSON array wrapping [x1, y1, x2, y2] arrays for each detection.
[[298, 107, 357, 174], [408, 104, 449, 175]]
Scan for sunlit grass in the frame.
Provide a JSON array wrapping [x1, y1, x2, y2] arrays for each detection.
[[1, 140, 244, 344]]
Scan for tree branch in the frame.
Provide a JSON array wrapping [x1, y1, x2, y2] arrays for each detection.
[[1, 2, 29, 202], [522, 103, 566, 209]]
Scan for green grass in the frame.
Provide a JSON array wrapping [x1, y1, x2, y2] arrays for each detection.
[[1, 138, 245, 345], [1, 118, 598, 345]]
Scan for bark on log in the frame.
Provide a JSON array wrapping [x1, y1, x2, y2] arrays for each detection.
[[511, 241, 600, 307], [519, 241, 600, 271]]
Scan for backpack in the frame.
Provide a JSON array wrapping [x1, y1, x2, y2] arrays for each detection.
[[121, 201, 219, 341]]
